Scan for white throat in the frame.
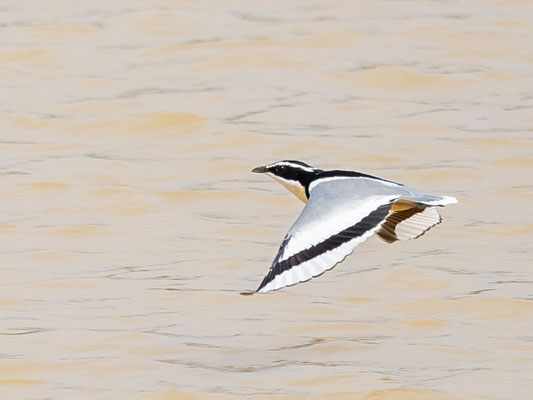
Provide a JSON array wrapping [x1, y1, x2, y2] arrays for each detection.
[[268, 174, 308, 203]]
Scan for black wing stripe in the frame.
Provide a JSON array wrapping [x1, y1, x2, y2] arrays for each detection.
[[256, 202, 392, 292]]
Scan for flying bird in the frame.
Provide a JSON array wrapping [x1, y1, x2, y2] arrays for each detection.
[[246, 160, 457, 294]]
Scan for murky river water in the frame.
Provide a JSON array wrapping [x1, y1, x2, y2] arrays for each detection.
[[1, 1, 533, 399]]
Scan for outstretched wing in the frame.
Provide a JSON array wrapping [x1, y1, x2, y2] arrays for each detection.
[[255, 177, 401, 293]]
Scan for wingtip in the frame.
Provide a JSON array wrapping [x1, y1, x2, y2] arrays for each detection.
[[428, 195, 458, 206], [443, 195, 458, 204]]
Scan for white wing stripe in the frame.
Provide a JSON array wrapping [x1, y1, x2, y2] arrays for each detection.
[[308, 175, 402, 193], [257, 219, 389, 293], [256, 202, 393, 293], [280, 195, 398, 261]]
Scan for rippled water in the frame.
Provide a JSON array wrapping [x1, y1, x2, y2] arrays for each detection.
[[1, 1, 533, 399]]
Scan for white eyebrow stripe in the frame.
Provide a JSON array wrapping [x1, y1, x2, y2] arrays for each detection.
[[267, 161, 315, 172]]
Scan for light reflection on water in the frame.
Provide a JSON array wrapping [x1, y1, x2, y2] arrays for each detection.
[[1, 0, 533, 399]]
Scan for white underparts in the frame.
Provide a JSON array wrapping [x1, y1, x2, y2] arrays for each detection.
[[267, 173, 308, 203]]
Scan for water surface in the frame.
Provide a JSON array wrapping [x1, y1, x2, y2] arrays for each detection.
[[1, 1, 532, 399]]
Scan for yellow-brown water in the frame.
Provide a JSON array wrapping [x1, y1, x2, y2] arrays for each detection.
[[1, 1, 532, 399]]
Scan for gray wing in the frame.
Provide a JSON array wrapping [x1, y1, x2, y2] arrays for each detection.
[[255, 178, 401, 293], [255, 176, 457, 293]]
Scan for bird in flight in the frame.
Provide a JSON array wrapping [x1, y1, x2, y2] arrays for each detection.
[[244, 160, 457, 294]]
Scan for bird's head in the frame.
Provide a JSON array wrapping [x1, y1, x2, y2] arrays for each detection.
[[252, 160, 321, 203]]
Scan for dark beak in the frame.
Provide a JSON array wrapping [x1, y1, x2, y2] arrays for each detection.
[[251, 165, 268, 173]]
